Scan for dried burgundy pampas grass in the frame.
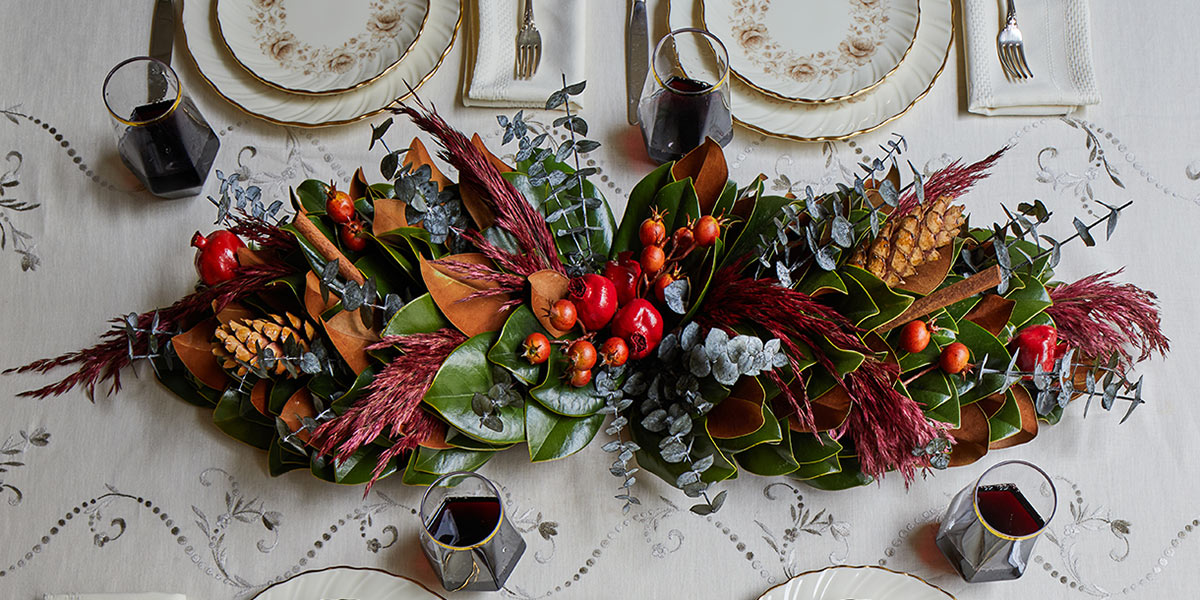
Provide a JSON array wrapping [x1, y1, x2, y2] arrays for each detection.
[[1046, 269, 1169, 370]]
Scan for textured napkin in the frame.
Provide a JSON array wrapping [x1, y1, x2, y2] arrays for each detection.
[[44, 595, 185, 600], [463, 0, 586, 108], [963, 0, 1100, 116]]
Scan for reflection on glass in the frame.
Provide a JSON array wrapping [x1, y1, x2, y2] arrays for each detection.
[[418, 471, 525, 592], [936, 460, 1057, 582], [638, 28, 733, 164], [103, 56, 219, 199]]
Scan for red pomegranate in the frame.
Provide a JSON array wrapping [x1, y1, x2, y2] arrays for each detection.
[[610, 298, 664, 360], [191, 230, 245, 286]]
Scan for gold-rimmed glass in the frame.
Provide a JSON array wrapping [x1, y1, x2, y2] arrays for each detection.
[[637, 28, 733, 163], [102, 56, 219, 198], [935, 460, 1057, 582], [418, 471, 525, 592]]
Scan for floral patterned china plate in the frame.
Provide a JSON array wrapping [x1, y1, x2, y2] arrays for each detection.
[[701, 0, 920, 103], [758, 565, 956, 600], [180, 0, 460, 126], [252, 566, 445, 600], [216, 0, 429, 96], [670, 0, 951, 141]]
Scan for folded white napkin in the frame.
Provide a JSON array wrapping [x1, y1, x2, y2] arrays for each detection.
[[963, 0, 1100, 116], [44, 595, 185, 600], [463, 0, 586, 108]]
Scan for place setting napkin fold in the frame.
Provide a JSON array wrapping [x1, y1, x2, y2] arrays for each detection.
[[43, 595, 185, 600], [962, 0, 1100, 116], [463, 0, 586, 108]]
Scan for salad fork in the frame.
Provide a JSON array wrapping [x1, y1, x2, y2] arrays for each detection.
[[515, 0, 542, 79], [997, 0, 1032, 80]]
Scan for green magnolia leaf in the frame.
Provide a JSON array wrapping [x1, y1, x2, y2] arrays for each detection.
[[424, 333, 526, 444], [1004, 273, 1052, 331], [790, 431, 842, 464], [612, 162, 673, 255], [411, 445, 495, 475], [212, 388, 273, 450], [733, 419, 799, 476], [828, 270, 880, 327], [722, 195, 794, 270], [504, 168, 616, 265], [382, 293, 450, 337], [988, 389, 1024, 443], [151, 352, 221, 408], [268, 439, 309, 477], [632, 421, 737, 490], [294, 179, 328, 213], [955, 320, 1013, 405], [488, 305, 547, 385], [842, 266, 914, 332], [796, 270, 847, 296], [525, 401, 605, 462], [712, 181, 738, 218], [801, 455, 873, 491], [788, 453, 842, 480], [530, 348, 610, 417], [906, 369, 960, 427]]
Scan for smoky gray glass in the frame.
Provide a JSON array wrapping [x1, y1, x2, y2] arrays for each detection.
[[418, 471, 525, 592]]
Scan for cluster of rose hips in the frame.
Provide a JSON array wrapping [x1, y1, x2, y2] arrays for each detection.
[[898, 319, 971, 374], [516, 210, 726, 387], [325, 184, 368, 251], [899, 319, 1062, 377]]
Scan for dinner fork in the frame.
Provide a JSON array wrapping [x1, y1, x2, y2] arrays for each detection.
[[515, 0, 542, 79], [997, 0, 1032, 80]]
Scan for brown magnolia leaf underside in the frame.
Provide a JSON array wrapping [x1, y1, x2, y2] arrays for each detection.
[[527, 269, 572, 338], [707, 377, 766, 439], [280, 388, 317, 444], [372, 198, 410, 237], [404, 137, 450, 189], [947, 403, 989, 467], [419, 253, 516, 338], [671, 138, 728, 214], [963, 294, 1016, 338], [250, 379, 270, 417], [323, 309, 379, 375], [171, 319, 228, 390]]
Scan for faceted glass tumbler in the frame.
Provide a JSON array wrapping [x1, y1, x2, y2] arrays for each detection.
[[418, 471, 526, 592], [935, 460, 1057, 582]]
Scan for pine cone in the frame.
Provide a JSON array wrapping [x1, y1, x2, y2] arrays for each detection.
[[212, 313, 316, 378], [848, 195, 965, 286]]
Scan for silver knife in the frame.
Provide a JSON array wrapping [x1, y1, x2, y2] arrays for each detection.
[[149, 0, 175, 66], [626, 0, 648, 125]]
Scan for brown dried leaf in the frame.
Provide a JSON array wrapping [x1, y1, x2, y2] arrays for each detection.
[[249, 379, 270, 417], [896, 247, 954, 296], [372, 198, 409, 237], [303, 271, 337, 323], [671, 138, 728, 214], [214, 302, 254, 326], [323, 309, 379, 375], [707, 377, 765, 439], [235, 246, 268, 268], [418, 419, 455, 450], [280, 388, 316, 444], [963, 294, 1016, 338], [171, 319, 229, 390], [976, 393, 1008, 419], [989, 386, 1039, 450], [459, 135, 502, 231], [947, 403, 990, 467], [349, 167, 369, 202], [527, 269, 571, 338], [471, 133, 513, 173], [419, 253, 516, 338], [404, 137, 450, 190]]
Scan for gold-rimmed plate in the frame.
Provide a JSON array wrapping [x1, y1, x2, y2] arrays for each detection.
[[252, 566, 446, 600], [669, 0, 952, 141], [758, 565, 956, 600], [701, 0, 920, 104], [216, 0, 429, 96], [181, 0, 460, 127]]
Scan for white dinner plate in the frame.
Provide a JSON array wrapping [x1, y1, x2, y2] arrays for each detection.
[[216, 0, 429, 95], [758, 565, 956, 600], [181, 0, 460, 127], [669, 0, 952, 141], [252, 566, 445, 600], [701, 0, 920, 103]]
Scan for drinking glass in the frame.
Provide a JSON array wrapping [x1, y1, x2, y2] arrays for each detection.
[[935, 460, 1057, 582], [637, 28, 733, 164], [418, 471, 526, 592], [103, 56, 220, 199]]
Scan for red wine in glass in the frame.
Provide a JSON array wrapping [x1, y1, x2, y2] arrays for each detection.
[[117, 97, 219, 199], [427, 496, 503, 547], [639, 76, 733, 164], [976, 483, 1046, 537]]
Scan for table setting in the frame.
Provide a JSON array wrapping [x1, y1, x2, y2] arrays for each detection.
[[1, 0, 1198, 599]]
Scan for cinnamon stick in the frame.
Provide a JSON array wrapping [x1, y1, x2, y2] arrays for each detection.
[[878, 266, 1002, 332], [291, 207, 366, 286]]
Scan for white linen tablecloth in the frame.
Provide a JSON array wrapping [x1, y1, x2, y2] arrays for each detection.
[[1, 1, 1198, 599]]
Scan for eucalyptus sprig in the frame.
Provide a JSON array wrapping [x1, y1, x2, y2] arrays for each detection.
[[211, 171, 286, 227], [314, 258, 407, 329]]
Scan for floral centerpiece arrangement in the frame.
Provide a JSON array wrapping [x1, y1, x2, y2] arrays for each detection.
[[9, 84, 1167, 513]]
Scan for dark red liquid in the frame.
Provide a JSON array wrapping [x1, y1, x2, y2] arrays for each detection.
[[118, 97, 219, 198], [427, 497, 502, 547], [639, 76, 733, 164], [977, 483, 1045, 536]]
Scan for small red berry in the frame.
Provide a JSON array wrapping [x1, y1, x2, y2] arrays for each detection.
[[567, 368, 593, 388], [340, 220, 368, 251], [672, 226, 695, 253], [652, 272, 676, 303], [565, 339, 598, 371], [939, 342, 971, 374], [898, 320, 932, 354], [325, 188, 356, 224], [639, 216, 667, 247], [548, 299, 578, 331], [522, 333, 551, 364], [641, 245, 666, 276], [693, 215, 720, 247], [599, 337, 629, 367]]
